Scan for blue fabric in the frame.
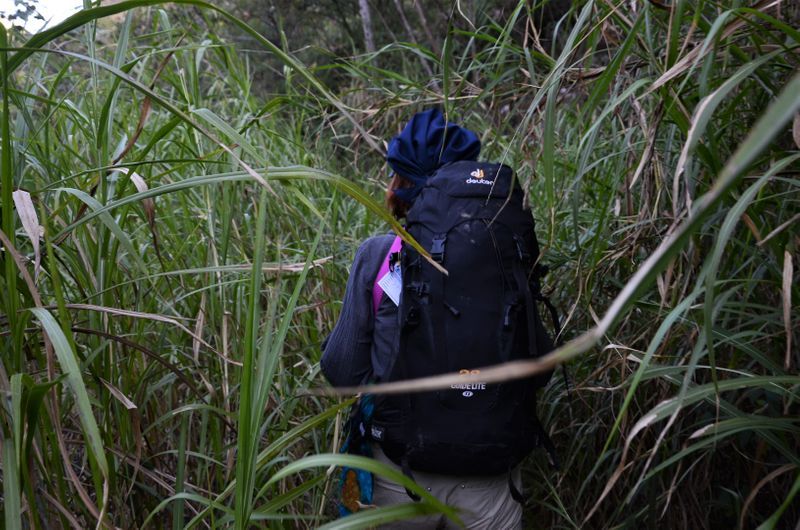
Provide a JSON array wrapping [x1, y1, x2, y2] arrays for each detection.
[[337, 395, 375, 516], [387, 108, 481, 203]]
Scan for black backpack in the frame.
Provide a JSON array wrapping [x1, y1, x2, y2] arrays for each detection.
[[369, 160, 557, 476]]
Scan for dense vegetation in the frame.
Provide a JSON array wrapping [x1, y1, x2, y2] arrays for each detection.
[[1, 1, 798, 528]]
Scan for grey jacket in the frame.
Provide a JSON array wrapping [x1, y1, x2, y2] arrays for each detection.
[[321, 234, 395, 386]]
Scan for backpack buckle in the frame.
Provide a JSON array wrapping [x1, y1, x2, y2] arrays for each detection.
[[503, 304, 514, 328], [405, 306, 420, 327], [430, 235, 446, 263], [389, 251, 402, 271], [407, 281, 429, 297]]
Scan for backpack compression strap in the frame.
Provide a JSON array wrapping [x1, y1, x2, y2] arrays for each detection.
[[372, 236, 403, 314]]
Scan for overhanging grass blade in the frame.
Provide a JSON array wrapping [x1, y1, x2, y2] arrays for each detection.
[[266, 453, 460, 524], [52, 166, 437, 271], [317, 503, 447, 530]]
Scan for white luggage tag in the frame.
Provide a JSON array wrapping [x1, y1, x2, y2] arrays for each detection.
[[377, 263, 402, 306]]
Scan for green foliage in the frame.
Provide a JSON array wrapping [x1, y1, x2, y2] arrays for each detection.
[[0, 1, 797, 528]]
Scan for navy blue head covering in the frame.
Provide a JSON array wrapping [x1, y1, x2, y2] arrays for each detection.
[[387, 108, 481, 203]]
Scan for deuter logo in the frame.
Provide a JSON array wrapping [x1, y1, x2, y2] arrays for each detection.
[[452, 369, 487, 397], [466, 168, 493, 185]]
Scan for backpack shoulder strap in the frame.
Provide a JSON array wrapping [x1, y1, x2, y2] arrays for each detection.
[[372, 235, 402, 314]]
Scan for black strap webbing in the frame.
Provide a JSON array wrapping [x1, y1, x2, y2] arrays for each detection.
[[401, 455, 421, 502], [533, 416, 560, 470], [508, 471, 526, 504], [539, 294, 561, 343], [429, 236, 448, 369], [533, 274, 572, 402]]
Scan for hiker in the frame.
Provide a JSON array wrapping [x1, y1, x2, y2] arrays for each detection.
[[322, 108, 555, 529]]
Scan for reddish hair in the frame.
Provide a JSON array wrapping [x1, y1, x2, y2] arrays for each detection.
[[385, 174, 413, 219]]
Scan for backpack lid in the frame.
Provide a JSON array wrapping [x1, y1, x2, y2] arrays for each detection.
[[425, 160, 518, 200]]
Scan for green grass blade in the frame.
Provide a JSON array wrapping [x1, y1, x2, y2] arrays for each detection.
[[29, 307, 109, 477], [2, 438, 22, 530], [703, 154, 800, 392], [55, 187, 147, 272], [628, 376, 800, 440], [232, 187, 269, 527], [317, 503, 447, 529], [755, 471, 800, 530], [1, 25, 19, 368], [266, 453, 460, 523], [592, 69, 800, 337]]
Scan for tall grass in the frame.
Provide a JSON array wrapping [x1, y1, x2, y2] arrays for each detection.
[[0, 0, 798, 528]]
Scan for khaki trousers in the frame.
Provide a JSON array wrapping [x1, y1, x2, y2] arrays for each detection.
[[372, 444, 523, 529]]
